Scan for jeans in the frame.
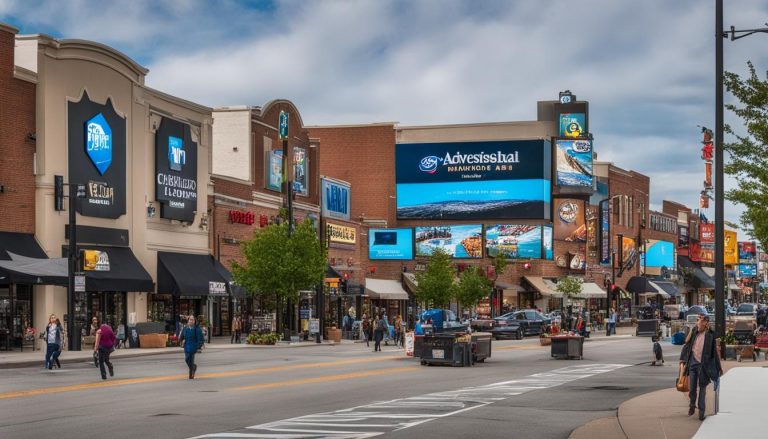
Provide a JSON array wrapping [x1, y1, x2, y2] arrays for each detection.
[[185, 350, 196, 373], [374, 331, 382, 351], [363, 330, 370, 346], [607, 322, 616, 336], [688, 364, 707, 412], [45, 343, 60, 368], [98, 347, 114, 379], [231, 331, 241, 344]]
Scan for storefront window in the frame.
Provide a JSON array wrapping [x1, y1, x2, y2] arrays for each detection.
[[0, 286, 33, 338]]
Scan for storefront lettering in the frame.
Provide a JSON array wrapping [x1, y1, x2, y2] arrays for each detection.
[[327, 223, 356, 244], [229, 210, 255, 225], [87, 181, 114, 206]]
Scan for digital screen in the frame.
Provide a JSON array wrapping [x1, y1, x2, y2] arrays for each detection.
[[555, 139, 593, 187], [739, 264, 757, 277], [485, 225, 542, 259], [368, 228, 413, 260], [543, 225, 553, 260], [554, 199, 586, 242], [559, 113, 586, 138], [641, 240, 675, 276], [396, 140, 551, 220], [415, 225, 482, 258]]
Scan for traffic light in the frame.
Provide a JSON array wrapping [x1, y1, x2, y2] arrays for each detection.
[[54, 175, 64, 211]]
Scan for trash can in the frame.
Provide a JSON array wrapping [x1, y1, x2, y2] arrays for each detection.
[[551, 335, 584, 359]]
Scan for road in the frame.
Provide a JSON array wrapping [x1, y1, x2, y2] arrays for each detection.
[[0, 336, 681, 439]]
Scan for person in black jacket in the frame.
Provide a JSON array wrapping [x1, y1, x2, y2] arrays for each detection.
[[679, 314, 723, 420]]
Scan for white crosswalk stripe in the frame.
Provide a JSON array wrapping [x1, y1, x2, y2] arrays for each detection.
[[190, 363, 629, 439]]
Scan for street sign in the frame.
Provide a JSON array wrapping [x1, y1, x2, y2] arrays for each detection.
[[309, 318, 320, 334], [74, 274, 86, 292], [278, 111, 289, 140], [300, 309, 311, 319]]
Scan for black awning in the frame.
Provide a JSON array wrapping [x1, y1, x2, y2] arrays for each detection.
[[0, 232, 48, 260], [678, 256, 715, 289], [213, 260, 248, 298], [82, 246, 154, 292], [0, 255, 68, 286], [326, 265, 343, 279], [158, 252, 227, 296], [626, 276, 658, 294], [651, 280, 681, 297]]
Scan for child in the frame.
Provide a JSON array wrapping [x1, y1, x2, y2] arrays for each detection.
[[651, 334, 664, 366]]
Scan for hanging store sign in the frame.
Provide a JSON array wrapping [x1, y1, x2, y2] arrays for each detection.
[[68, 91, 126, 219], [83, 250, 110, 271], [293, 146, 309, 196], [321, 178, 351, 221], [209, 281, 227, 296], [265, 150, 283, 192], [599, 200, 610, 265], [155, 117, 198, 222], [326, 223, 356, 244]]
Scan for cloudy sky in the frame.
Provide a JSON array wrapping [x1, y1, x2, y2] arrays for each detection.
[[2, 0, 767, 231]]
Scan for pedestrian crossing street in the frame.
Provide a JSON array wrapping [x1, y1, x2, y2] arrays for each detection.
[[190, 363, 629, 439]]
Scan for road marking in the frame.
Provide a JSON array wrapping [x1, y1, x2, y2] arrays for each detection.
[[190, 363, 630, 439], [0, 355, 401, 400], [234, 367, 417, 391]]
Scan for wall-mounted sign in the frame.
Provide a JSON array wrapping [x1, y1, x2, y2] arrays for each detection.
[[599, 200, 610, 265], [724, 230, 738, 265], [74, 274, 86, 292], [68, 91, 126, 218], [700, 223, 714, 243], [416, 225, 482, 258], [555, 199, 586, 242], [555, 139, 593, 188], [229, 210, 255, 225], [485, 225, 542, 259], [293, 147, 309, 196], [641, 240, 675, 276], [368, 228, 414, 260], [278, 111, 289, 140], [738, 241, 757, 263], [155, 117, 198, 222], [615, 236, 637, 270], [559, 113, 586, 138], [209, 281, 227, 296], [321, 178, 351, 221], [739, 264, 757, 278], [543, 225, 553, 260], [326, 223, 356, 245], [83, 250, 110, 271], [395, 140, 551, 220], [266, 150, 283, 192]]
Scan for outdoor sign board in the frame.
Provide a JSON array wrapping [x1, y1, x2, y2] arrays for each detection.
[[321, 178, 351, 221], [155, 117, 198, 222], [74, 274, 86, 292], [555, 139, 593, 188], [559, 113, 586, 138], [543, 225, 554, 260], [209, 281, 227, 296], [266, 150, 283, 192], [278, 111, 289, 140], [83, 250, 110, 271], [326, 223, 356, 245], [700, 223, 715, 242], [68, 91, 126, 219], [415, 225, 483, 258], [725, 230, 738, 265], [293, 147, 309, 196], [739, 264, 757, 278], [738, 241, 757, 263], [678, 226, 689, 249], [641, 240, 675, 276], [485, 225, 543, 259], [368, 228, 414, 260], [615, 236, 637, 270], [599, 200, 610, 265], [395, 140, 551, 220], [554, 199, 586, 242]]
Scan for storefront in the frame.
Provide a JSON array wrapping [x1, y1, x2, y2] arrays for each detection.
[[364, 278, 410, 323], [521, 276, 562, 312]]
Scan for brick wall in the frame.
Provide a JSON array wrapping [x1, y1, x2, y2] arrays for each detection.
[[0, 27, 36, 234], [607, 167, 651, 290]]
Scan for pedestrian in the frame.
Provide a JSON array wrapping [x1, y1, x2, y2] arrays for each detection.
[[361, 314, 370, 347], [680, 314, 722, 420], [651, 334, 664, 366], [399, 315, 407, 348], [43, 314, 63, 370], [179, 315, 205, 379], [89, 316, 100, 336], [94, 323, 115, 380], [607, 308, 617, 336], [231, 314, 242, 344], [394, 314, 402, 348], [373, 314, 385, 352]]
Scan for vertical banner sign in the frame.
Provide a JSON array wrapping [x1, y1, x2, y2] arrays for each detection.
[[321, 178, 351, 221], [600, 200, 610, 265], [278, 111, 289, 140], [68, 91, 127, 218], [155, 117, 198, 222], [293, 146, 309, 196], [555, 139, 593, 188], [266, 150, 283, 192]]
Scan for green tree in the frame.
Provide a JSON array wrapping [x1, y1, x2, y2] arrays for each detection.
[[455, 265, 492, 309], [232, 219, 326, 322], [415, 248, 456, 308], [555, 276, 582, 299], [492, 253, 508, 285], [724, 62, 768, 249]]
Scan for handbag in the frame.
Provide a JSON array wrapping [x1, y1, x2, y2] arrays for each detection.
[[676, 363, 690, 392]]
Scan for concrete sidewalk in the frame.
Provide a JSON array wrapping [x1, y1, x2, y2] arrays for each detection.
[[0, 336, 354, 369], [570, 359, 764, 439]]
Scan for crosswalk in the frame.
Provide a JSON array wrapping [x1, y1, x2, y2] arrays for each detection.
[[190, 363, 629, 439]]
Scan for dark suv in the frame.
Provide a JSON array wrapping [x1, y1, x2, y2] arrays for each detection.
[[490, 310, 551, 340]]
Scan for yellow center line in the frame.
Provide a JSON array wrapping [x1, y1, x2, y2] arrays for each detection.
[[0, 355, 402, 400], [234, 366, 418, 391]]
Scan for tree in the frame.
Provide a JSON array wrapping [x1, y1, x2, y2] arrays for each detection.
[[455, 266, 492, 310], [232, 219, 326, 325], [414, 248, 456, 308], [723, 62, 768, 250], [555, 276, 582, 299], [492, 253, 508, 284]]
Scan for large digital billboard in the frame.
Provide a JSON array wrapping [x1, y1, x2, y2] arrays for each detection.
[[485, 225, 542, 259], [395, 140, 551, 220], [155, 117, 198, 222], [368, 228, 413, 260], [555, 139, 593, 187], [559, 113, 586, 138], [641, 240, 675, 276], [415, 225, 482, 259]]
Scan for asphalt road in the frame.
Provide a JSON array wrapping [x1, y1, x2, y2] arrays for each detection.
[[0, 335, 682, 439]]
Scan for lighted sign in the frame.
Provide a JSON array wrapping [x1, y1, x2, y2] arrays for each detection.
[[368, 228, 414, 260], [559, 113, 586, 138], [641, 240, 675, 276], [293, 147, 309, 196], [321, 179, 351, 221], [266, 150, 283, 192], [415, 225, 482, 259], [85, 113, 112, 175], [554, 199, 586, 242], [155, 118, 198, 222], [83, 250, 110, 271], [724, 230, 738, 265], [327, 223, 356, 245], [168, 136, 185, 171], [600, 200, 610, 265], [229, 210, 255, 225], [738, 241, 756, 263], [555, 139, 593, 188], [543, 225, 553, 260], [739, 264, 757, 278], [485, 225, 542, 259], [395, 140, 551, 220]]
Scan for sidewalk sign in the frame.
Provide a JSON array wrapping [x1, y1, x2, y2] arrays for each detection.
[[405, 332, 414, 356], [309, 318, 320, 334], [74, 274, 86, 292]]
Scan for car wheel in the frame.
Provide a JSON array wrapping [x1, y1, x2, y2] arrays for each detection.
[[516, 328, 523, 340]]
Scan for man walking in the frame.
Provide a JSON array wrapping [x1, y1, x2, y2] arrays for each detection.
[[93, 323, 116, 380], [180, 315, 205, 379], [680, 314, 722, 420], [607, 307, 616, 336], [231, 314, 242, 344]]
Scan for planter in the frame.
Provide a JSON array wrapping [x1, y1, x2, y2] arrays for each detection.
[[540, 337, 552, 346], [724, 345, 738, 360]]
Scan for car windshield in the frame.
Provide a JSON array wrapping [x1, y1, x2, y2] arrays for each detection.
[[737, 304, 755, 313]]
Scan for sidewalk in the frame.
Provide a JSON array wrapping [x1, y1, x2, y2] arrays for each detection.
[[570, 359, 765, 439], [0, 336, 355, 369]]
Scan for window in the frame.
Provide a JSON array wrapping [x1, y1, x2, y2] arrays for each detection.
[[628, 196, 634, 228]]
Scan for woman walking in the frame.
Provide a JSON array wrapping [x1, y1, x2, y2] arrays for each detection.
[[231, 314, 242, 344], [679, 314, 722, 420], [94, 323, 116, 380], [180, 315, 204, 379], [43, 314, 63, 370], [607, 308, 617, 336], [361, 314, 370, 347]]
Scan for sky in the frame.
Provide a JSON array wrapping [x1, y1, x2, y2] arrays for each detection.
[[2, 0, 767, 234]]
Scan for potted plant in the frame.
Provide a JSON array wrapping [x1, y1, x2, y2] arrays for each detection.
[[540, 333, 552, 346], [723, 331, 737, 360]]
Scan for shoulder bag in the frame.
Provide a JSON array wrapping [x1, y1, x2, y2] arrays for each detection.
[[676, 362, 689, 392]]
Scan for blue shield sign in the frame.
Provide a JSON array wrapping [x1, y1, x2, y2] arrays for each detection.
[[85, 113, 112, 175], [168, 136, 185, 171]]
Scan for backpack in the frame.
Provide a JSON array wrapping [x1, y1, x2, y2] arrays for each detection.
[[376, 319, 387, 332]]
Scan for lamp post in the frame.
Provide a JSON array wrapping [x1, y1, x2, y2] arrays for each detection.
[[715, 0, 768, 356], [67, 183, 86, 351]]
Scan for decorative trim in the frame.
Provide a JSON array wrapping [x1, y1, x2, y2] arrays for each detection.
[[13, 66, 38, 84]]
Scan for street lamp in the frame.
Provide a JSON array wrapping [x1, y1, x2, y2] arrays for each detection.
[[67, 182, 87, 351], [715, 0, 768, 357]]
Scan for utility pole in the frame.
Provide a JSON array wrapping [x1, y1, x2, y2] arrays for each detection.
[[66, 182, 86, 351]]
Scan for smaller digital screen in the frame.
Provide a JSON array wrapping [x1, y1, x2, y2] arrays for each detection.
[[485, 225, 542, 259], [415, 225, 482, 258], [368, 228, 413, 260]]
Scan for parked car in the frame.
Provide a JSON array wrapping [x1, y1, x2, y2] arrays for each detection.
[[736, 303, 758, 317], [490, 310, 551, 340]]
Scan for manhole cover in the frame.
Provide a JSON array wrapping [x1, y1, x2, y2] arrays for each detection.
[[588, 385, 629, 391]]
